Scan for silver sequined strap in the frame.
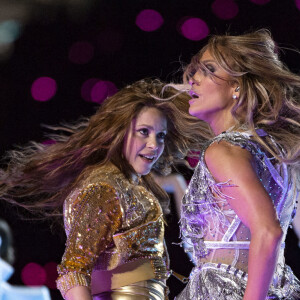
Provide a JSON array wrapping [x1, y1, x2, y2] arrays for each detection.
[[204, 241, 250, 249], [203, 241, 285, 250], [222, 215, 241, 242], [201, 262, 248, 281]]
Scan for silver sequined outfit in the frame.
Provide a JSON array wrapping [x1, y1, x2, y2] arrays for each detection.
[[177, 130, 300, 300]]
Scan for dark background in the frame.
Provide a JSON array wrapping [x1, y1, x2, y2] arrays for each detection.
[[0, 0, 300, 299]]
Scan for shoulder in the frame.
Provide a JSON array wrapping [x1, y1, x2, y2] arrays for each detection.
[[204, 140, 254, 183]]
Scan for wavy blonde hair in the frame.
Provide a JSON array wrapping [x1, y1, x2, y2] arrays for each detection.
[[0, 79, 209, 218], [184, 29, 300, 165]]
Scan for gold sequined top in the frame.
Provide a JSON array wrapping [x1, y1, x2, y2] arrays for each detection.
[[56, 162, 170, 298]]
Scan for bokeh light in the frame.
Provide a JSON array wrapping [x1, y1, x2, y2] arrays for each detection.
[[295, 0, 300, 10], [91, 80, 118, 104], [68, 41, 94, 64], [81, 79, 118, 104], [179, 17, 209, 41], [249, 0, 271, 4], [211, 0, 239, 20], [187, 151, 200, 168], [44, 262, 58, 289], [31, 77, 57, 102], [0, 20, 21, 44], [42, 139, 56, 145], [135, 9, 164, 32], [21, 263, 47, 286], [97, 28, 124, 53], [81, 78, 99, 102]]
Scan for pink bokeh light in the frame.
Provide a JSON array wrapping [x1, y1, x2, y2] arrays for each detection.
[[135, 9, 164, 32], [295, 0, 300, 10], [250, 0, 271, 4], [211, 0, 239, 20], [68, 41, 94, 64], [42, 139, 56, 145], [81, 78, 100, 102], [44, 262, 58, 289], [31, 77, 57, 102], [81, 78, 118, 104], [91, 80, 118, 104], [179, 17, 209, 41], [187, 151, 200, 168], [21, 262, 47, 286]]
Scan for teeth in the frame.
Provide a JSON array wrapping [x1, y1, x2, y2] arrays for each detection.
[[140, 154, 155, 160]]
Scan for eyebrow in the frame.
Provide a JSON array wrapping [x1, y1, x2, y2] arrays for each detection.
[[136, 124, 167, 131]]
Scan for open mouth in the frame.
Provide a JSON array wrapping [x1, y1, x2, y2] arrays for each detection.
[[189, 90, 199, 98], [139, 154, 155, 162]]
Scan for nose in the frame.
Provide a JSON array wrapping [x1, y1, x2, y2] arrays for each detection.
[[147, 136, 159, 150]]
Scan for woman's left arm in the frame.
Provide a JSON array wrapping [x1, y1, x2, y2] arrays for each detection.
[[205, 141, 283, 300]]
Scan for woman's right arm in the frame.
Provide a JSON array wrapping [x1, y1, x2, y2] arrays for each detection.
[[57, 183, 122, 299], [65, 286, 92, 300]]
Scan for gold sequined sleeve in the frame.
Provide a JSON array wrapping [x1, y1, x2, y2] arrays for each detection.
[[56, 183, 122, 298]]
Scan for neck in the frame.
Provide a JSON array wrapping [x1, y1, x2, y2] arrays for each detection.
[[208, 116, 237, 136]]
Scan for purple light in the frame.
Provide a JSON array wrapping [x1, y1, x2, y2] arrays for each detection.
[[135, 9, 164, 32], [31, 77, 57, 102], [21, 262, 46, 286], [180, 17, 209, 41], [81, 78, 100, 102], [81, 79, 118, 104], [42, 139, 56, 145], [250, 0, 271, 4], [97, 28, 124, 54], [44, 262, 58, 289], [91, 80, 118, 104], [212, 0, 239, 20], [187, 151, 200, 168], [296, 0, 300, 10], [68, 41, 94, 64]]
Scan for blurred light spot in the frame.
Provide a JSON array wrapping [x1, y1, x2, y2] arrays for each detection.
[[44, 262, 58, 289], [187, 151, 200, 168], [68, 41, 94, 64], [135, 9, 164, 32], [81, 79, 118, 104], [179, 17, 209, 41], [31, 77, 57, 102], [91, 80, 118, 104], [211, 0, 239, 20], [42, 139, 56, 145], [81, 78, 100, 102], [21, 263, 46, 286], [97, 28, 124, 54], [295, 0, 300, 9], [250, 0, 271, 4], [0, 20, 21, 44]]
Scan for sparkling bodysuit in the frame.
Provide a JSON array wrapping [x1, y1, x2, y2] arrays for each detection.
[[56, 162, 169, 299], [178, 130, 300, 300]]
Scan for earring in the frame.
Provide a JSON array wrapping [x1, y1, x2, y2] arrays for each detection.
[[232, 94, 238, 100], [235, 86, 240, 92]]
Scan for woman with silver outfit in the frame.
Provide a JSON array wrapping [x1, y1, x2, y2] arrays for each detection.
[[177, 30, 300, 300]]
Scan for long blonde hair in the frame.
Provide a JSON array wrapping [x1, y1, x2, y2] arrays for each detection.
[[0, 79, 209, 218], [184, 29, 300, 165]]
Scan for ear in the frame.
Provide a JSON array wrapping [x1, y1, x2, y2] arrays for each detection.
[[232, 84, 240, 100]]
